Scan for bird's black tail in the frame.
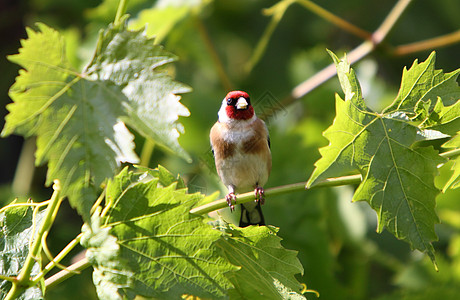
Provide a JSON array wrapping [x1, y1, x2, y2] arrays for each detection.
[[239, 201, 265, 227]]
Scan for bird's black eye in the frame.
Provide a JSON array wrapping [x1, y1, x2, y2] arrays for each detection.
[[226, 98, 234, 105]]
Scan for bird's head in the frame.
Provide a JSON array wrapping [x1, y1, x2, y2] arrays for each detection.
[[218, 90, 255, 123]]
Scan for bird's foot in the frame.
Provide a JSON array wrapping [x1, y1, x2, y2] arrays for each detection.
[[225, 192, 237, 212], [254, 187, 265, 205]]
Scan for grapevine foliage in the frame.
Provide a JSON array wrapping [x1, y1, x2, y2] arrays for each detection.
[[2, 21, 191, 222], [308, 51, 460, 264]]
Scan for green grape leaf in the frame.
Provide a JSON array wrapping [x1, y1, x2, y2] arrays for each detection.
[[2, 22, 190, 221], [134, 164, 186, 189], [213, 220, 305, 300], [421, 98, 460, 136], [81, 209, 134, 300], [307, 51, 446, 264], [443, 134, 460, 190], [85, 20, 191, 160], [84, 167, 235, 299], [384, 51, 460, 115], [0, 205, 46, 299]]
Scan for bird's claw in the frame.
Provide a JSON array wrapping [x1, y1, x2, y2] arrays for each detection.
[[254, 187, 265, 205], [226, 192, 236, 212]]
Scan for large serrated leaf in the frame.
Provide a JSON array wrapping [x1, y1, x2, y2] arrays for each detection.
[[0, 205, 46, 300], [421, 98, 460, 136], [443, 134, 460, 190], [85, 167, 235, 299], [384, 51, 460, 114], [307, 51, 447, 264], [85, 20, 191, 160], [213, 220, 305, 300], [81, 207, 134, 300], [2, 22, 190, 221]]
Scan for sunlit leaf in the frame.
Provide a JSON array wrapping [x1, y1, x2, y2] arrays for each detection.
[[214, 220, 305, 299], [2, 22, 190, 221], [0, 205, 46, 299], [84, 167, 235, 299], [443, 134, 460, 190], [421, 98, 460, 136], [307, 51, 447, 264], [384, 51, 460, 114]]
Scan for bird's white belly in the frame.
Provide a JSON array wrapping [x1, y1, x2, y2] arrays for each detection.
[[217, 151, 269, 193]]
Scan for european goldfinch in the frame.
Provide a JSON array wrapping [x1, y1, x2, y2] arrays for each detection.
[[210, 91, 271, 227]]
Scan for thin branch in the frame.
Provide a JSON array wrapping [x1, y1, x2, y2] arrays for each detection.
[[12, 138, 36, 197], [245, 0, 295, 74], [192, 145, 460, 216], [0, 199, 50, 214], [296, 0, 372, 40], [0, 275, 17, 283], [190, 174, 361, 215], [31, 233, 83, 285], [372, 0, 412, 45], [44, 257, 90, 290], [114, 0, 127, 25], [441, 147, 460, 160], [140, 139, 155, 167], [260, 41, 374, 119], [261, 0, 413, 118], [393, 29, 460, 56]]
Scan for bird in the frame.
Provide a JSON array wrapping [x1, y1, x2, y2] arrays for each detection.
[[210, 91, 271, 227]]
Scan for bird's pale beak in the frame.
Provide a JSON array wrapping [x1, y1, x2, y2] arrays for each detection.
[[236, 97, 248, 110]]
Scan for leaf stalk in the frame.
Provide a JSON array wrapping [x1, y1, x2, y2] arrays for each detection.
[[114, 0, 127, 25]]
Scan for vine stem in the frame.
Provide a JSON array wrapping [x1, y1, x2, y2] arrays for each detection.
[[44, 257, 90, 290], [114, 0, 127, 25], [296, 0, 372, 40], [261, 0, 413, 118], [191, 146, 460, 216], [5, 181, 62, 300], [140, 139, 155, 167], [442, 148, 460, 160], [31, 233, 83, 285], [190, 174, 361, 215], [245, 0, 295, 74], [394, 29, 460, 56]]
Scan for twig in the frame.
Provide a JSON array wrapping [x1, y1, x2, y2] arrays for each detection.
[[192, 145, 460, 216], [31, 233, 83, 285], [114, 0, 127, 25], [140, 139, 155, 167], [441, 148, 460, 160], [371, 0, 412, 45], [190, 174, 361, 215], [262, 0, 413, 118], [296, 0, 372, 40], [44, 257, 90, 290], [394, 29, 460, 56], [245, 0, 295, 74]]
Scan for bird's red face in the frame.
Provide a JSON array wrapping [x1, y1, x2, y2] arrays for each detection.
[[224, 91, 254, 120]]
